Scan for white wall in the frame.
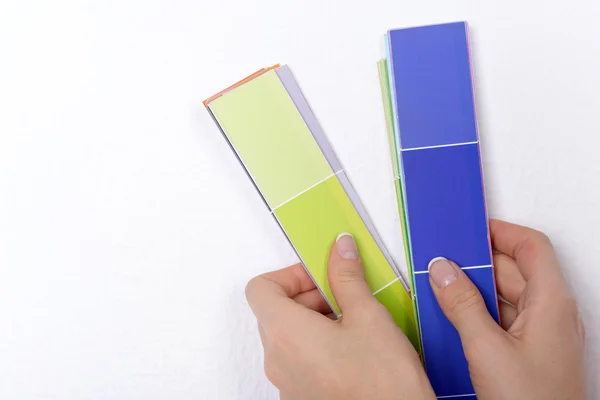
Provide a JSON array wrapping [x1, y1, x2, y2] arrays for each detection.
[[1, 0, 598, 398]]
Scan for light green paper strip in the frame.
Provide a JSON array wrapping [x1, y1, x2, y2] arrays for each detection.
[[378, 59, 422, 353], [209, 71, 334, 209], [207, 68, 419, 349], [377, 59, 413, 284]]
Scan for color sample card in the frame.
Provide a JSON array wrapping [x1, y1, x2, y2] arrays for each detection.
[[382, 22, 499, 398], [377, 60, 413, 285], [378, 59, 422, 352], [205, 65, 420, 349]]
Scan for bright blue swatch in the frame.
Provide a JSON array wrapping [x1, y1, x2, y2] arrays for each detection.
[[389, 22, 477, 149], [402, 144, 491, 272], [387, 21, 498, 398]]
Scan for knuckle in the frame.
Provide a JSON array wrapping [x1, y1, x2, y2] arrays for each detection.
[[244, 279, 255, 300], [553, 295, 580, 320], [447, 287, 483, 318], [523, 229, 553, 252], [531, 228, 552, 246], [556, 296, 586, 344], [244, 276, 261, 300], [545, 294, 581, 327], [516, 229, 555, 264], [263, 358, 281, 385]]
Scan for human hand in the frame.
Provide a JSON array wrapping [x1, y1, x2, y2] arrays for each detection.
[[245, 233, 436, 400], [428, 219, 586, 400]]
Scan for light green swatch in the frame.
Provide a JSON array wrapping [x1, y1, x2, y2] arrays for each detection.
[[209, 71, 334, 208], [378, 59, 422, 353], [377, 60, 413, 282]]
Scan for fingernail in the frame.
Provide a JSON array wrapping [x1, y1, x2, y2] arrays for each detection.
[[336, 233, 358, 260], [428, 257, 458, 288]]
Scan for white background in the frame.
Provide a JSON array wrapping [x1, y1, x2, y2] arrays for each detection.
[[1, 0, 599, 399]]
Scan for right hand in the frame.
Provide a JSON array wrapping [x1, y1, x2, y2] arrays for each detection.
[[428, 219, 586, 400]]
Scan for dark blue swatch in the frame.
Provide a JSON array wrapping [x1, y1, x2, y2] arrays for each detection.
[[402, 144, 491, 272], [415, 267, 497, 397]]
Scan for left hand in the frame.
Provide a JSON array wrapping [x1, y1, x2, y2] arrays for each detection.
[[245, 233, 435, 400]]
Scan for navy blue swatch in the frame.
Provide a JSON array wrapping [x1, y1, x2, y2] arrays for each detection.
[[415, 267, 497, 397], [389, 22, 478, 149], [402, 144, 491, 272]]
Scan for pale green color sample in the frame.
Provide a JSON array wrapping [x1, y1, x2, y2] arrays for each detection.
[[375, 279, 420, 350], [274, 174, 399, 312], [208, 70, 334, 208], [378, 60, 413, 282], [378, 59, 422, 353], [379, 60, 400, 181]]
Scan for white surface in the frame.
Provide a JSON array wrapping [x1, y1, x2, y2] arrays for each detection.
[[1, 1, 599, 398]]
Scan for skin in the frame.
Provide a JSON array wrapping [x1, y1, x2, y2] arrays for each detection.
[[245, 220, 586, 399]]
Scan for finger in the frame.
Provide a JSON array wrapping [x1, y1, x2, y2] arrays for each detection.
[[327, 233, 377, 314], [429, 257, 505, 344], [245, 263, 318, 324], [499, 301, 518, 330], [262, 263, 318, 298], [493, 253, 526, 306], [246, 270, 319, 328], [293, 289, 332, 314], [489, 219, 561, 281]]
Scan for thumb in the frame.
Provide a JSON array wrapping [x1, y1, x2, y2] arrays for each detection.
[[327, 233, 376, 314], [428, 257, 502, 344]]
